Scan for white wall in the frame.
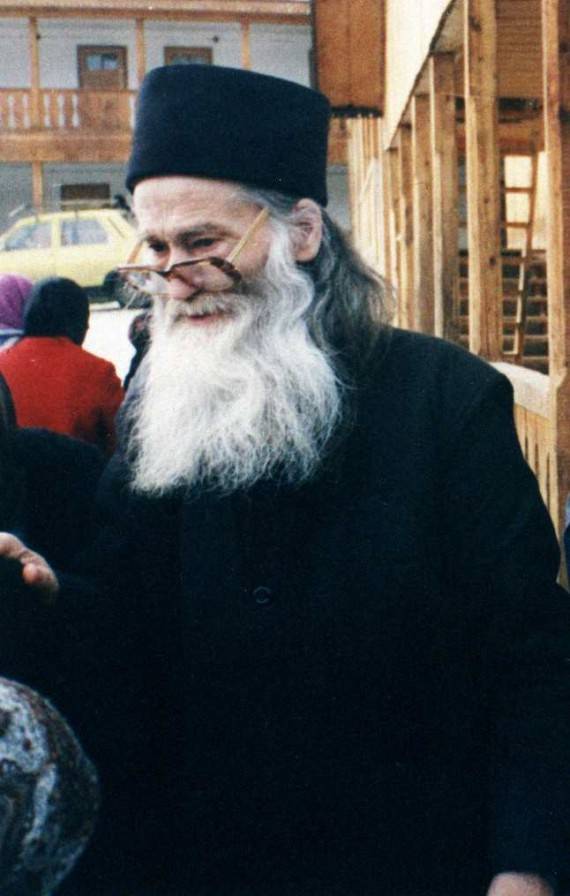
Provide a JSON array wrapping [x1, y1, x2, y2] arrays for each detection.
[[39, 19, 138, 89], [0, 17, 311, 90], [143, 20, 241, 72], [0, 19, 30, 87], [250, 25, 312, 86], [384, 0, 456, 146]]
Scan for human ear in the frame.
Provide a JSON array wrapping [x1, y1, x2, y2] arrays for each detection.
[[291, 199, 323, 262]]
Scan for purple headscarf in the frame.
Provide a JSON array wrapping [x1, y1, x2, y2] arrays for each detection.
[[0, 274, 33, 334]]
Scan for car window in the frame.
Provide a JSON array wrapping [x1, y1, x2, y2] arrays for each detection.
[[60, 219, 109, 247], [4, 222, 51, 251]]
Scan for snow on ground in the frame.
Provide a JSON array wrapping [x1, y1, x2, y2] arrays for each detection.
[[84, 303, 140, 381]]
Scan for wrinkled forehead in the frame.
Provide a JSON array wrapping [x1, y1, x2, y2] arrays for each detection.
[[132, 175, 247, 228]]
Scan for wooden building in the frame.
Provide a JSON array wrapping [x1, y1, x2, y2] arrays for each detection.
[[0, 0, 319, 226], [314, 0, 570, 539]]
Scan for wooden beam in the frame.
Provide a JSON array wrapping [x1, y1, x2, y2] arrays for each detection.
[[240, 20, 251, 70], [31, 160, 43, 208], [0, 131, 132, 163], [313, 0, 384, 111], [135, 18, 146, 86], [464, 0, 502, 360], [542, 0, 570, 534], [429, 53, 459, 343], [381, 144, 394, 286], [327, 116, 348, 166], [0, 2, 309, 23], [411, 94, 434, 334], [0, 0, 308, 14], [386, 146, 401, 319], [397, 126, 415, 330], [28, 16, 40, 128]]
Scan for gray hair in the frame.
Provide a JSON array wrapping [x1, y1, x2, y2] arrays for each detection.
[[235, 185, 392, 374]]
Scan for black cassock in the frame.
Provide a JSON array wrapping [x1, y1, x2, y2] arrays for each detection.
[[25, 328, 570, 896]]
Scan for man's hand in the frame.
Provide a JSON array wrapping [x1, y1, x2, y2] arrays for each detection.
[[487, 873, 554, 896], [0, 533, 59, 600]]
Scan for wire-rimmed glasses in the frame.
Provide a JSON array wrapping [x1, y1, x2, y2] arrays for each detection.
[[115, 206, 269, 301]]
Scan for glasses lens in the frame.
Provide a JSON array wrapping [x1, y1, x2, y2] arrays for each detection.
[[119, 269, 163, 302], [118, 258, 240, 302], [186, 259, 238, 292]]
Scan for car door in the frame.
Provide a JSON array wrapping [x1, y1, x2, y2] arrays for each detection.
[[0, 219, 57, 280], [56, 216, 120, 289]]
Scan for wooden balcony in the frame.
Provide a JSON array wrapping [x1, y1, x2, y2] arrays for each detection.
[[0, 88, 136, 133], [0, 88, 136, 162]]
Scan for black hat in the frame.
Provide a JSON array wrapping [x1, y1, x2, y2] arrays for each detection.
[[126, 65, 331, 205]]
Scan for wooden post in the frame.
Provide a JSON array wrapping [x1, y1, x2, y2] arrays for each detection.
[[411, 94, 434, 334], [542, 0, 570, 535], [28, 17, 40, 129], [397, 126, 415, 329], [387, 146, 401, 321], [135, 19, 146, 86], [32, 161, 43, 210], [429, 53, 459, 343], [381, 139, 394, 287], [241, 21, 252, 70], [464, 0, 502, 360]]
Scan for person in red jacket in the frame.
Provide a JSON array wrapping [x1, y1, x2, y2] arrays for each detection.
[[0, 277, 124, 455]]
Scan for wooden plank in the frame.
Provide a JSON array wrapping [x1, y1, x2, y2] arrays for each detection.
[[397, 126, 415, 329], [542, 0, 570, 534], [497, 0, 542, 97], [0, 130, 132, 162], [240, 20, 251, 70], [348, 0, 384, 110], [313, 0, 384, 110], [28, 16, 40, 128], [0, 2, 309, 23], [0, 0, 309, 14], [328, 116, 348, 166], [31, 159, 42, 208], [313, 0, 350, 105], [381, 139, 394, 286], [411, 94, 434, 334], [386, 146, 401, 313], [347, 116, 383, 272], [135, 18, 146, 86], [464, 0, 503, 359], [430, 53, 459, 343]]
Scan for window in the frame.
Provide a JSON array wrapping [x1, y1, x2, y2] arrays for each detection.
[[61, 183, 111, 208], [78, 46, 127, 89], [60, 219, 109, 247], [87, 52, 119, 72], [5, 222, 51, 251], [164, 47, 213, 66]]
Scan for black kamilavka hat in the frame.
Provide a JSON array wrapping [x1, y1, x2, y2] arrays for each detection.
[[126, 65, 331, 206]]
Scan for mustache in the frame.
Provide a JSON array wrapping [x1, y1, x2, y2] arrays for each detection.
[[164, 275, 266, 322]]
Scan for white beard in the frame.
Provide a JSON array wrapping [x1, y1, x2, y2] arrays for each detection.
[[127, 225, 343, 495]]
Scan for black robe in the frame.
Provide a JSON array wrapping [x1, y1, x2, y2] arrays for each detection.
[[40, 328, 570, 896]]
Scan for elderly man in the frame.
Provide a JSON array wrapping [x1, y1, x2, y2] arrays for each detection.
[[1, 65, 569, 896]]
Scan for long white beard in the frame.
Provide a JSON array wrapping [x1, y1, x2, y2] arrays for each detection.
[[127, 225, 343, 495]]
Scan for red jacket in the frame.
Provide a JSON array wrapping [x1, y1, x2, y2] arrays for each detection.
[[0, 336, 124, 454]]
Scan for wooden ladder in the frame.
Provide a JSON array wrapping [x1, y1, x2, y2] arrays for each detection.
[[502, 150, 541, 366]]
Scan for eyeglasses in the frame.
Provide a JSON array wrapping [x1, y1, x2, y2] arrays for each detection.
[[116, 207, 269, 300]]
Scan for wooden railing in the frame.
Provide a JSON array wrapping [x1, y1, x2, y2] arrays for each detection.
[[0, 89, 136, 132], [494, 361, 554, 519], [347, 115, 384, 272]]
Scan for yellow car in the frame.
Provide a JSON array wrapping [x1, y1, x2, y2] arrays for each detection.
[[0, 208, 138, 303]]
